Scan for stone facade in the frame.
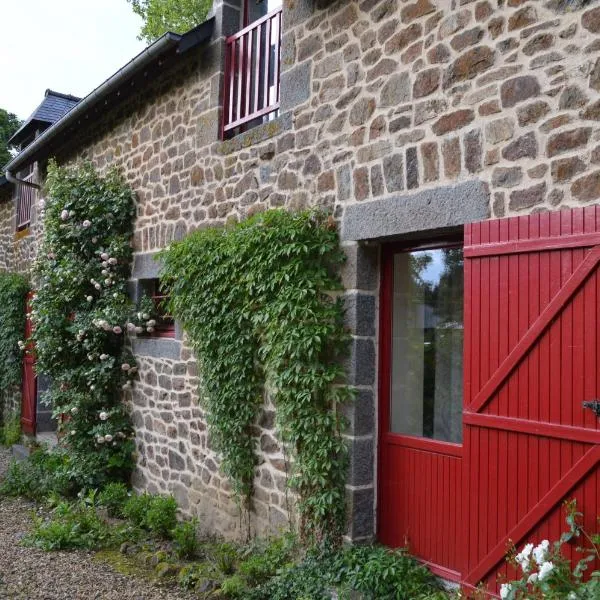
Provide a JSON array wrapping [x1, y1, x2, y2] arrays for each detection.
[[3, 0, 600, 542]]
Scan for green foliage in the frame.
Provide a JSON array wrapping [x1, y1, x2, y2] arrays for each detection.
[[238, 534, 296, 586], [0, 448, 75, 499], [212, 542, 238, 575], [26, 497, 112, 551], [173, 519, 199, 559], [32, 161, 137, 489], [247, 544, 447, 600], [0, 272, 28, 391], [127, 0, 212, 43], [160, 209, 353, 543], [220, 574, 248, 598], [0, 412, 21, 446], [98, 482, 131, 518], [0, 108, 21, 175], [122, 492, 178, 537]]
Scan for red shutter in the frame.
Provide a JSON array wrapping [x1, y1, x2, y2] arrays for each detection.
[[463, 207, 600, 593]]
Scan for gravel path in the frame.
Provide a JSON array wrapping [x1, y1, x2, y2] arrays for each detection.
[[0, 447, 195, 600]]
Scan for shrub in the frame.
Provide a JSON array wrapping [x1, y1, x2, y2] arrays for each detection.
[[122, 492, 177, 537], [173, 519, 199, 559], [212, 542, 238, 575], [26, 499, 112, 551], [98, 482, 130, 518], [238, 534, 296, 587]]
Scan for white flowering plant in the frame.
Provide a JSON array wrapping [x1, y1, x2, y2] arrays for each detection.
[[30, 161, 142, 489], [499, 500, 600, 599]]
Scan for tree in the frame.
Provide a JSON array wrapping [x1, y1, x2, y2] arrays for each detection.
[[127, 0, 213, 43], [0, 109, 21, 175]]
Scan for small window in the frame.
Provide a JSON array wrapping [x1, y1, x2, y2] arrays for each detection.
[[140, 279, 175, 338], [16, 164, 35, 232], [390, 245, 464, 443]]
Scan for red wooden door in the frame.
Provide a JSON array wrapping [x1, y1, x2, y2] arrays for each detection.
[[378, 240, 464, 581], [463, 207, 600, 592], [21, 292, 36, 435]]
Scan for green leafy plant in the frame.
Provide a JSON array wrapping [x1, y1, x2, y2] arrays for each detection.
[[160, 209, 353, 543], [26, 497, 112, 551], [98, 482, 131, 518], [123, 492, 178, 537], [212, 542, 238, 575], [31, 161, 138, 490], [0, 272, 28, 390], [173, 519, 199, 559], [220, 574, 248, 598], [0, 447, 74, 499]]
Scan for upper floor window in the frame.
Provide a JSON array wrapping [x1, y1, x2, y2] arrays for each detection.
[[222, 0, 283, 138], [140, 278, 175, 339], [16, 164, 35, 232]]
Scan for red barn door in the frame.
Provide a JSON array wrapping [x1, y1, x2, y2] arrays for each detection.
[[463, 207, 600, 592], [21, 292, 36, 435]]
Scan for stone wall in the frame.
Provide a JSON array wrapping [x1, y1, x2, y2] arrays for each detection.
[[4, 0, 600, 542]]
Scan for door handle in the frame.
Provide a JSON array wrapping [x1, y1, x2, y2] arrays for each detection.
[[582, 399, 600, 417]]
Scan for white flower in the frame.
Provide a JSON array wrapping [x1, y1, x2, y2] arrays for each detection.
[[101, 269, 108, 276], [86, 296, 93, 302], [87, 354, 94, 361], [94, 283, 101, 290], [121, 363, 131, 371], [516, 543, 534, 572], [82, 220, 91, 228], [69, 210, 75, 217], [126, 323, 136, 332], [92, 237, 98, 243], [100, 252, 109, 261], [137, 312, 143, 320], [38, 198, 46, 209], [90, 385, 95, 390], [102, 322, 112, 331], [533, 540, 549, 566], [568, 593, 577, 599], [134, 326, 143, 334], [113, 293, 118, 299], [538, 561, 554, 581], [146, 326, 155, 333], [99, 354, 109, 361], [96, 436, 104, 444], [142, 313, 150, 320], [108, 257, 117, 265], [499, 583, 512, 599], [70, 407, 78, 414], [527, 572, 538, 584], [17, 340, 25, 350], [70, 430, 76, 436], [99, 411, 108, 421], [60, 209, 69, 220], [113, 326, 122, 334], [147, 319, 156, 327], [104, 434, 113, 442]]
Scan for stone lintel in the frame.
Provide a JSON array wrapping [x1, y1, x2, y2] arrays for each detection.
[[131, 252, 163, 280], [341, 180, 490, 242]]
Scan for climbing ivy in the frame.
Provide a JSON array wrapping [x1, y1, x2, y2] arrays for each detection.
[[31, 161, 139, 488], [0, 272, 28, 391], [160, 209, 353, 543]]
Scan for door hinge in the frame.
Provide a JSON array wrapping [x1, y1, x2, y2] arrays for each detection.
[[582, 399, 600, 417]]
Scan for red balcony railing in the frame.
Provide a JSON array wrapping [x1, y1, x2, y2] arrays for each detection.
[[16, 171, 35, 231], [222, 7, 282, 137]]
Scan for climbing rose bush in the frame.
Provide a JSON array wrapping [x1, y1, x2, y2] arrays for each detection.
[[499, 501, 600, 599], [31, 161, 140, 488]]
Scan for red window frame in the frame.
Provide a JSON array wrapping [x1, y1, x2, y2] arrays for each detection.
[[141, 279, 175, 339]]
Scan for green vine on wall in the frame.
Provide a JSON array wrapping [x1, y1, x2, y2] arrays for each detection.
[[160, 209, 353, 543], [0, 272, 29, 392], [31, 161, 139, 489]]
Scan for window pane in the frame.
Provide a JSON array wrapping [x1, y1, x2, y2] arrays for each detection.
[[390, 247, 464, 443]]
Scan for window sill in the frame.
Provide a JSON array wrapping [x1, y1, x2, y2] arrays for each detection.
[[15, 227, 30, 241], [217, 111, 292, 155]]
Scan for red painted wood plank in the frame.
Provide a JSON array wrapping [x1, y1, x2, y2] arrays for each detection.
[[470, 245, 600, 414]]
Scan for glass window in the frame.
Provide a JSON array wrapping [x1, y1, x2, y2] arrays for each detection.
[[245, 0, 283, 24], [390, 247, 464, 443]]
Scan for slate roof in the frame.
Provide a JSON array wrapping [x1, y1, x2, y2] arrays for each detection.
[[9, 90, 80, 147]]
